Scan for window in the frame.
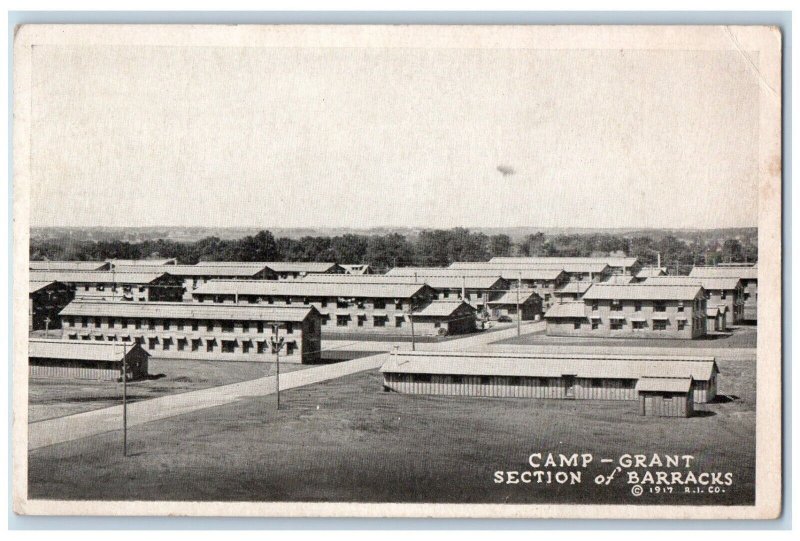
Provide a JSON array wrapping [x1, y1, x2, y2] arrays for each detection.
[[321, 314, 331, 325], [286, 297, 292, 305], [434, 322, 441, 328], [591, 301, 599, 311], [257, 322, 264, 333], [162, 338, 172, 351], [221, 321, 234, 332], [677, 320, 686, 331], [720, 290, 727, 299], [451, 375, 463, 384], [610, 301, 622, 312], [374, 299, 386, 309], [82, 317, 88, 327], [337, 315, 349, 327], [222, 340, 236, 353], [163, 319, 171, 330], [610, 320, 623, 330], [591, 321, 599, 330], [634, 302, 642, 312], [303, 297, 310, 305], [191, 320, 199, 331], [573, 321, 581, 330], [94, 317, 101, 327], [206, 339, 216, 352], [677, 302, 685, 312], [480, 376, 491, 385], [84, 285, 90, 291], [206, 321, 214, 332], [337, 299, 348, 309], [653, 320, 668, 331], [191, 339, 201, 351], [148, 337, 158, 349], [177, 338, 187, 351], [443, 291, 450, 298], [416, 374, 432, 383], [257, 341, 267, 354], [395, 316, 404, 328], [357, 315, 366, 327], [544, 294, 551, 301], [97, 284, 105, 291], [122, 318, 129, 329], [68, 333, 77, 340], [321, 299, 328, 307], [267, 296, 274, 305], [654, 301, 667, 312], [241, 321, 249, 333], [395, 300, 403, 309], [374, 316, 386, 327], [285, 342, 296, 355], [632, 320, 645, 330], [286, 323, 293, 334]]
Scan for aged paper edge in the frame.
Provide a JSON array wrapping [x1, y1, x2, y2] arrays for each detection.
[[11, 24, 783, 520]]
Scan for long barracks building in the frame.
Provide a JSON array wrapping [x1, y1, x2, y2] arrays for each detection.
[[29, 270, 184, 303], [190, 280, 476, 336], [544, 284, 707, 339], [380, 350, 718, 404], [116, 264, 277, 300], [489, 256, 643, 276], [689, 265, 757, 322], [643, 275, 745, 324], [58, 300, 322, 363]]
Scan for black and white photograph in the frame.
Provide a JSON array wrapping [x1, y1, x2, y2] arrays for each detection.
[[11, 23, 782, 519]]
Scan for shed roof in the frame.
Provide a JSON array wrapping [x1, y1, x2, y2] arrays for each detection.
[[555, 282, 593, 295], [689, 266, 758, 280], [544, 302, 586, 318], [583, 284, 703, 301], [30, 270, 170, 285], [59, 300, 317, 322], [30, 260, 109, 271], [635, 377, 693, 393], [412, 301, 475, 317], [30, 280, 60, 294], [29, 338, 143, 362], [192, 279, 430, 299], [636, 267, 667, 278], [114, 264, 272, 277], [486, 289, 538, 305], [644, 276, 743, 291], [380, 351, 718, 381]]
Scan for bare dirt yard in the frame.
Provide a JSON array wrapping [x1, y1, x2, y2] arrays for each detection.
[[28, 355, 755, 505]]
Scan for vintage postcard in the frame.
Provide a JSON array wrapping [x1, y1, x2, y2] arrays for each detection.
[[12, 24, 782, 519]]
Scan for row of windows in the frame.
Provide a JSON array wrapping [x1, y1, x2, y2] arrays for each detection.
[[65, 333, 297, 354], [593, 300, 701, 312], [198, 295, 416, 310], [81, 284, 147, 292], [62, 317, 293, 334], [569, 319, 690, 331], [389, 374, 636, 387]]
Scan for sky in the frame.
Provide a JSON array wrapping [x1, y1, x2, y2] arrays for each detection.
[[29, 44, 760, 229]]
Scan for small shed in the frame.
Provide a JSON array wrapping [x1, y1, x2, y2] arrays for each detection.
[[29, 338, 149, 381], [636, 377, 694, 417], [410, 301, 476, 336]]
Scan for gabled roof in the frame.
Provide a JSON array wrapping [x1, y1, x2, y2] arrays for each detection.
[[489, 256, 640, 268], [604, 275, 635, 285], [412, 301, 475, 317], [303, 273, 505, 290], [341, 264, 371, 274], [689, 266, 758, 280], [59, 300, 318, 322], [583, 284, 703, 301], [635, 377, 693, 393], [544, 302, 586, 319], [645, 276, 743, 291], [30, 260, 110, 271], [192, 279, 431, 299], [113, 264, 272, 277], [380, 351, 718, 381], [450, 261, 611, 274], [29, 338, 143, 362], [486, 289, 539, 305], [107, 259, 177, 266], [264, 262, 342, 273], [30, 270, 171, 285], [411, 266, 566, 281]]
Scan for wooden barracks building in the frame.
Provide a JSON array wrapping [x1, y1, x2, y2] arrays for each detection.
[[689, 265, 757, 322], [115, 264, 276, 300], [644, 275, 745, 324], [191, 279, 477, 336], [59, 300, 322, 363], [29, 338, 150, 381], [544, 284, 707, 339], [380, 350, 718, 406], [489, 256, 643, 277], [29, 280, 73, 331], [30, 270, 184, 303]]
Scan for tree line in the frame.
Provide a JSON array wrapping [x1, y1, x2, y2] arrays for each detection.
[[30, 227, 757, 274]]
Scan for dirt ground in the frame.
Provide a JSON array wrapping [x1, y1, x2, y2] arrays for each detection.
[[28, 355, 755, 505]]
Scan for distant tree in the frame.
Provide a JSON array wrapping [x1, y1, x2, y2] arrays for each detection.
[[722, 239, 744, 262], [488, 234, 512, 258], [366, 233, 415, 271]]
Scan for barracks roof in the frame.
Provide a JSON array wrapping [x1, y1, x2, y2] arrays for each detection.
[[635, 377, 694, 393], [380, 351, 718, 381], [450, 261, 611, 274], [59, 300, 318, 322], [489, 256, 640, 268], [689, 266, 758, 280], [582, 284, 703, 301], [30, 280, 61, 294], [29, 338, 143, 362], [412, 301, 475, 317], [394, 266, 566, 281], [302, 273, 505, 290], [112, 264, 272, 277], [486, 290, 539, 305], [30, 260, 110, 271], [192, 279, 431, 299], [30, 270, 172, 285], [544, 302, 586, 318], [555, 282, 593, 295], [644, 276, 743, 291]]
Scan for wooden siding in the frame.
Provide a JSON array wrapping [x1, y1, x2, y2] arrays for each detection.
[[639, 392, 692, 417]]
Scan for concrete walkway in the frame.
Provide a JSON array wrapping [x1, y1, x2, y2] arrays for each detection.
[[28, 321, 540, 450]]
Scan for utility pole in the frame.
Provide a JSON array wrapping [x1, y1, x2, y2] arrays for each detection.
[[44, 317, 51, 337], [270, 323, 285, 410], [516, 272, 522, 336], [407, 302, 416, 351], [122, 340, 128, 457]]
